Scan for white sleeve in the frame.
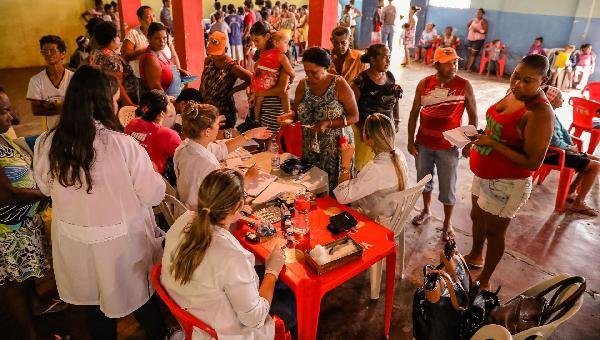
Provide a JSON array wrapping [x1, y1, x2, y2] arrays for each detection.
[[207, 141, 229, 161], [123, 29, 137, 44], [333, 163, 382, 204], [122, 136, 166, 206], [33, 133, 52, 195], [26, 76, 42, 100], [222, 253, 271, 328]]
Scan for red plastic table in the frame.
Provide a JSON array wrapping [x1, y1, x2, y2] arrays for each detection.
[[233, 196, 397, 340]]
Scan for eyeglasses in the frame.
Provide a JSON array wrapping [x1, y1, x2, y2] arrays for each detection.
[[40, 49, 60, 55]]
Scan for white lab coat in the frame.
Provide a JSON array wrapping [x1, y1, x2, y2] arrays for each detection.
[[161, 211, 274, 340], [33, 122, 166, 318], [333, 151, 408, 219]]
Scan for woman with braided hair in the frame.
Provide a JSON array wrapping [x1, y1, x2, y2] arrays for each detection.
[[334, 113, 409, 221]]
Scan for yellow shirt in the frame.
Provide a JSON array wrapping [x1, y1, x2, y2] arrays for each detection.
[[554, 51, 571, 69], [329, 49, 368, 83]]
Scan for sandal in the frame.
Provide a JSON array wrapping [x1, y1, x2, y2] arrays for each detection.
[[463, 255, 484, 269], [411, 212, 430, 226], [35, 298, 69, 316], [442, 228, 455, 242], [568, 204, 599, 217]]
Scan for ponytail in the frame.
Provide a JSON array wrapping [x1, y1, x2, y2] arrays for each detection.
[[169, 169, 245, 285], [364, 113, 408, 191]]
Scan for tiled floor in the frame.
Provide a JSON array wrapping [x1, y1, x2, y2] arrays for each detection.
[[1, 55, 598, 339]]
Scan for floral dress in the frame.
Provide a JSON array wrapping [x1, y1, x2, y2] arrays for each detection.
[[199, 57, 239, 129], [297, 76, 354, 192], [90, 48, 140, 104], [0, 134, 48, 285]]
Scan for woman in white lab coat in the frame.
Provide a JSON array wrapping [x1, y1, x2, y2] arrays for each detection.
[[174, 102, 271, 210], [33, 65, 167, 340], [334, 113, 409, 220]]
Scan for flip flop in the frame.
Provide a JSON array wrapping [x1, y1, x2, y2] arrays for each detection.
[[442, 228, 456, 242], [35, 298, 69, 316], [568, 205, 599, 217], [463, 255, 484, 269], [411, 213, 430, 226]]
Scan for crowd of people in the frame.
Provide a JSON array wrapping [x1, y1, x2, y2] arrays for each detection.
[[2, 1, 600, 339]]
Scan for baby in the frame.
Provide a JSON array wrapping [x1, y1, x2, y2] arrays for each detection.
[[485, 40, 503, 79], [251, 31, 295, 118]]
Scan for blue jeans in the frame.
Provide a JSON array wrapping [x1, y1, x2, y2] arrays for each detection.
[[381, 24, 395, 52], [415, 144, 459, 205]]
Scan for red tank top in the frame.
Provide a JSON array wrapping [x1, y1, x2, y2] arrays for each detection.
[[416, 75, 467, 150], [469, 96, 540, 179], [139, 48, 173, 91]]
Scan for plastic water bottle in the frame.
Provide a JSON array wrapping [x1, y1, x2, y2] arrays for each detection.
[[270, 137, 280, 170]]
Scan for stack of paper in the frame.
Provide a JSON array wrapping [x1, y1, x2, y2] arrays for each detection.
[[442, 125, 478, 148]]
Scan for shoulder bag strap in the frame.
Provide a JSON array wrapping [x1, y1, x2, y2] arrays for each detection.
[[537, 276, 586, 324]]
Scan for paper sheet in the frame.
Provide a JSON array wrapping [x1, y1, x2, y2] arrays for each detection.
[[442, 125, 478, 148], [253, 181, 304, 204], [245, 171, 278, 197]]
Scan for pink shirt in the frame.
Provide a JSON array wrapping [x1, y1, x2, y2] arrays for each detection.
[[125, 117, 181, 173], [467, 18, 486, 41]]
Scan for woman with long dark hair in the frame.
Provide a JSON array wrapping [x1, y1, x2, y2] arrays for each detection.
[[33, 65, 167, 340]]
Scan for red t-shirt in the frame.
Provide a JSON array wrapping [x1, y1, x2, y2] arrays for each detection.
[[125, 117, 181, 174], [244, 10, 256, 32], [416, 75, 467, 150], [469, 99, 533, 179]]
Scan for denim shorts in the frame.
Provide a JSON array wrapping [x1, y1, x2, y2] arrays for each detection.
[[471, 175, 532, 219], [415, 144, 459, 205]]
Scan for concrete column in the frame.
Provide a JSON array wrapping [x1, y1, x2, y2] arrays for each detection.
[[308, 0, 339, 49], [118, 0, 141, 36], [172, 0, 205, 86]]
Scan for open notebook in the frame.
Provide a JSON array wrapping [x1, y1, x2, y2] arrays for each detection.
[[245, 171, 278, 197], [442, 125, 478, 148]]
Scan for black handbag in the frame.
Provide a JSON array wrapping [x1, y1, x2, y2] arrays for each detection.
[[412, 241, 500, 340]]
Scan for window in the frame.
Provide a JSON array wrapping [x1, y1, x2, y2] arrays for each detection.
[[428, 0, 471, 9]]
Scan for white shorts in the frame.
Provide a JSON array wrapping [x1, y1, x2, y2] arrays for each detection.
[[231, 44, 243, 61], [471, 175, 532, 219]]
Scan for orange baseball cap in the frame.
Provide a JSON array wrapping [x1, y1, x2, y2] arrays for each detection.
[[433, 47, 462, 64], [206, 31, 227, 56]]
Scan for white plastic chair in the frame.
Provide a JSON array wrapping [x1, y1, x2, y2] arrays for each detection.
[[158, 194, 188, 226], [471, 273, 585, 340], [368, 174, 432, 299]]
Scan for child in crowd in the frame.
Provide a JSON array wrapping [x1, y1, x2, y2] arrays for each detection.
[[400, 23, 410, 64], [551, 44, 576, 90], [68, 36, 90, 70], [440, 26, 458, 48], [543, 85, 600, 217], [102, 4, 113, 22], [209, 11, 231, 55], [573, 44, 596, 90], [251, 31, 295, 118], [485, 39, 504, 79], [528, 36, 545, 56]]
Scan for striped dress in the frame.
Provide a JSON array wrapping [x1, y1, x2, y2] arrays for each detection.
[[259, 96, 284, 133]]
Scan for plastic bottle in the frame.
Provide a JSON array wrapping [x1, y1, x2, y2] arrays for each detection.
[[270, 137, 280, 170]]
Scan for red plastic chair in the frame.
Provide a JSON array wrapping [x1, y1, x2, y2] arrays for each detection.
[[581, 81, 600, 102], [150, 264, 291, 340], [424, 38, 439, 65], [532, 137, 583, 211], [568, 97, 600, 154], [426, 37, 461, 65], [479, 42, 507, 76], [276, 123, 303, 158]]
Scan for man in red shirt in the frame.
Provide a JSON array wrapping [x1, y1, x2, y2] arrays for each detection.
[[407, 47, 478, 241]]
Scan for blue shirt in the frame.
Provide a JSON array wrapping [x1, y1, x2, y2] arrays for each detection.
[[225, 14, 243, 46], [550, 115, 573, 150]]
